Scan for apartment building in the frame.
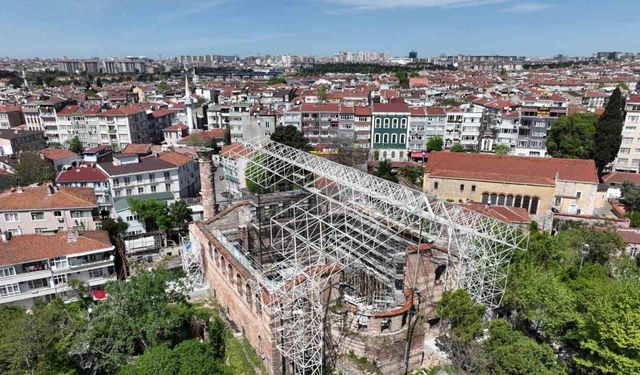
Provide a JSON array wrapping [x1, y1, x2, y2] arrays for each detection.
[[354, 106, 372, 148], [221, 143, 252, 197], [0, 105, 24, 129], [87, 106, 149, 151], [0, 129, 46, 156], [56, 164, 111, 209], [56, 105, 102, 147], [0, 230, 115, 308], [425, 107, 447, 147], [0, 185, 98, 236], [458, 104, 484, 149], [495, 111, 520, 150], [515, 94, 568, 157], [22, 98, 76, 141], [98, 151, 200, 202], [408, 107, 427, 151], [423, 152, 601, 227], [613, 95, 640, 173], [206, 103, 251, 142], [370, 102, 410, 161]]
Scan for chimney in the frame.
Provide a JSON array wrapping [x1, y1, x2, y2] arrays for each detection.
[[66, 229, 79, 243], [16, 186, 23, 193], [47, 183, 55, 196], [197, 149, 218, 220]]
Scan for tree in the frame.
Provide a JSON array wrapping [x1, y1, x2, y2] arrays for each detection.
[[128, 198, 173, 232], [156, 81, 171, 92], [67, 136, 84, 154], [399, 165, 423, 186], [13, 151, 55, 186], [484, 319, 565, 375], [427, 136, 443, 152], [170, 200, 193, 233], [100, 217, 129, 245], [494, 144, 510, 155], [621, 181, 640, 211], [316, 84, 328, 102], [270, 125, 310, 151], [373, 160, 398, 183], [0, 300, 81, 375], [395, 71, 409, 89], [332, 135, 369, 168], [436, 289, 485, 343], [593, 88, 625, 177], [71, 269, 189, 374], [267, 77, 287, 85], [574, 281, 640, 374], [546, 113, 597, 159], [450, 144, 465, 152]]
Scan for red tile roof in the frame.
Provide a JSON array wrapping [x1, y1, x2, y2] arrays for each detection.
[[0, 186, 97, 210], [56, 165, 109, 183], [372, 102, 410, 113], [100, 106, 146, 117], [151, 108, 175, 118], [425, 152, 598, 186], [603, 171, 640, 186], [617, 229, 640, 244], [164, 123, 189, 131], [0, 231, 112, 266], [157, 151, 193, 167], [41, 148, 78, 161], [465, 202, 531, 225], [123, 144, 152, 155]]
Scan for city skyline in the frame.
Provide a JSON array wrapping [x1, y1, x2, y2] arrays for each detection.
[[1, 0, 639, 58]]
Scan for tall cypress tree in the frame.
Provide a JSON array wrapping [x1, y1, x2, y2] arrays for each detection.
[[593, 88, 625, 178]]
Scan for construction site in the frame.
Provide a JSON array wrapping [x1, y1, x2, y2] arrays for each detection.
[[183, 139, 527, 375]]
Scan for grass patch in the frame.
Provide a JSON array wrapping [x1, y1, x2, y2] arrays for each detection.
[[226, 332, 267, 375]]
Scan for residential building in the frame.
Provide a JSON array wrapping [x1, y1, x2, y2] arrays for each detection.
[[0, 230, 115, 308], [221, 143, 252, 197], [515, 94, 568, 157], [0, 105, 24, 129], [0, 185, 98, 236], [408, 107, 427, 151], [163, 123, 190, 146], [98, 151, 200, 202], [353, 106, 372, 148], [371, 102, 410, 161], [56, 164, 112, 209], [0, 129, 46, 156], [22, 98, 76, 142], [87, 105, 148, 151], [425, 107, 447, 147], [613, 95, 640, 173], [423, 152, 601, 228], [495, 111, 520, 151], [42, 148, 80, 172]]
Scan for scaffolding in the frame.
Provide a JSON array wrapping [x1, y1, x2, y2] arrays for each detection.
[[180, 235, 206, 290], [218, 138, 527, 375]]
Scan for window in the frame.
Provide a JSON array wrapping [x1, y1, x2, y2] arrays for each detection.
[[374, 133, 380, 143], [375, 118, 381, 128], [136, 175, 142, 182], [434, 182, 439, 190], [4, 213, 18, 222], [126, 188, 132, 195], [53, 274, 67, 286], [31, 212, 45, 221], [383, 134, 389, 143], [165, 183, 171, 192], [482, 193, 489, 203], [392, 118, 398, 128], [8, 228, 21, 236], [490, 193, 498, 205], [0, 283, 20, 296], [576, 191, 582, 199], [506, 195, 514, 206], [53, 211, 62, 217], [522, 196, 531, 210], [530, 197, 539, 215], [514, 195, 522, 207], [498, 194, 506, 206], [554, 196, 561, 205], [28, 278, 48, 289], [460, 184, 464, 192], [0, 267, 15, 278], [151, 185, 157, 193], [113, 178, 119, 187], [471, 185, 476, 192], [124, 177, 131, 185], [149, 173, 155, 182], [34, 228, 47, 234], [391, 134, 397, 144], [399, 134, 406, 144], [138, 187, 144, 194], [620, 148, 631, 154], [383, 118, 390, 128], [89, 268, 104, 278], [401, 118, 407, 128], [49, 257, 68, 270]]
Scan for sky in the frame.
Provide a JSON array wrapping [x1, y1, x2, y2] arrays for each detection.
[[1, 0, 639, 58]]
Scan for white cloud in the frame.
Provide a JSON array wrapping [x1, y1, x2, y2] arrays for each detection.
[[503, 2, 553, 13], [322, 0, 508, 10]]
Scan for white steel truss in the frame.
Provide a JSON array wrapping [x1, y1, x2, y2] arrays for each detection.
[[181, 236, 206, 290], [221, 138, 527, 375]]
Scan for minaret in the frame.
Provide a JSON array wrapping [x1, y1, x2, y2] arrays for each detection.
[[184, 66, 195, 132]]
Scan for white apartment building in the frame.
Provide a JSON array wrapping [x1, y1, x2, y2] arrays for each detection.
[[613, 95, 640, 173], [98, 151, 200, 202], [0, 230, 115, 308], [495, 111, 520, 150], [88, 106, 148, 151]]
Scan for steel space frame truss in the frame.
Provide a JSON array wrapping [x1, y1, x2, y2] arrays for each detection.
[[224, 138, 526, 375]]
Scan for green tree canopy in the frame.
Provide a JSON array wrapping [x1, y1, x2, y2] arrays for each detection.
[[13, 151, 56, 186], [546, 113, 597, 159], [170, 200, 193, 233], [621, 181, 640, 211], [395, 71, 409, 88], [427, 136, 443, 152], [267, 77, 287, 85], [100, 217, 129, 244], [67, 136, 84, 154], [270, 125, 311, 151], [593, 88, 625, 177], [450, 144, 465, 152], [437, 289, 485, 343], [316, 84, 328, 102], [494, 144, 510, 155], [71, 269, 189, 374], [373, 160, 398, 183]]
